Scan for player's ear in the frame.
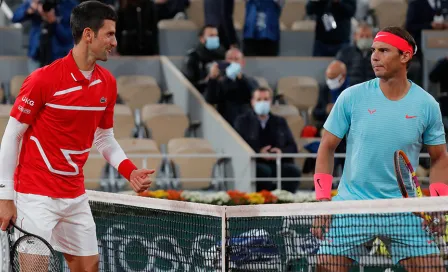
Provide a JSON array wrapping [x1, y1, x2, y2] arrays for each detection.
[[401, 51, 412, 65], [83, 28, 94, 43]]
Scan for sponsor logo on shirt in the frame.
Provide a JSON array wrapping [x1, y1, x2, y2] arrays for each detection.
[[0, 184, 5, 188], [22, 97, 34, 106], [100, 97, 107, 103], [18, 105, 31, 114]]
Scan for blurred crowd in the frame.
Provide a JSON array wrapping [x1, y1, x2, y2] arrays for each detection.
[[7, 0, 448, 193]]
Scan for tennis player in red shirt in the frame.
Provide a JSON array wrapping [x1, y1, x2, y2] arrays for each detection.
[[0, 1, 154, 271]]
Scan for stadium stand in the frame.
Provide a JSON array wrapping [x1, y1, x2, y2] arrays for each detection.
[[2, 0, 448, 271]]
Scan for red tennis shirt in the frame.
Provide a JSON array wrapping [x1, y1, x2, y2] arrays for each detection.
[[10, 50, 117, 198]]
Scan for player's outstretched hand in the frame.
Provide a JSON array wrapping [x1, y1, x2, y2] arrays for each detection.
[[0, 200, 17, 231], [311, 215, 332, 240], [129, 169, 155, 193]]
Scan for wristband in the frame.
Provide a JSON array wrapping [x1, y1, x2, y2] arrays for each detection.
[[314, 173, 333, 201], [429, 183, 448, 197], [118, 159, 137, 181]]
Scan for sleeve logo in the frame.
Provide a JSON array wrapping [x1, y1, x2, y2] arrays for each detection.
[[18, 106, 31, 114], [22, 97, 35, 106]]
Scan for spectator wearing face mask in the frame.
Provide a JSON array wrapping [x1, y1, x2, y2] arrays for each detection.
[[182, 25, 226, 94], [313, 60, 349, 125], [234, 87, 301, 193], [336, 22, 376, 86], [204, 48, 259, 126]]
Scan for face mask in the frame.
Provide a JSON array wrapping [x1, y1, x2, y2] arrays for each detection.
[[356, 38, 373, 51], [225, 62, 241, 80], [205, 36, 220, 50], [254, 101, 271, 116], [326, 74, 344, 90]]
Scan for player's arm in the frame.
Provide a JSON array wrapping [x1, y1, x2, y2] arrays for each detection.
[[0, 118, 29, 199], [314, 88, 352, 201], [95, 79, 154, 192], [0, 73, 45, 230], [423, 99, 448, 197], [427, 147, 448, 197], [0, 118, 29, 230], [0, 73, 46, 198]]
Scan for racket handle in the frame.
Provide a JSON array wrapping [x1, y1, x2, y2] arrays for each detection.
[[435, 235, 448, 257], [424, 213, 433, 223]]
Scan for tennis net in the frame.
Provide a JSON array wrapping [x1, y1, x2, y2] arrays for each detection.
[[85, 190, 448, 272]]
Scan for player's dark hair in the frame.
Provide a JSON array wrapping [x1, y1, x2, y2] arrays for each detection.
[[380, 26, 417, 68], [198, 25, 218, 37], [70, 1, 118, 45]]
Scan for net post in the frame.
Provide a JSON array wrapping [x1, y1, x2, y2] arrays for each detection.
[[221, 207, 227, 272]]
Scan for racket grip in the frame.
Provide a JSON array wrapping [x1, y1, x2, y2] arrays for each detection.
[[435, 235, 448, 257], [314, 173, 333, 201]]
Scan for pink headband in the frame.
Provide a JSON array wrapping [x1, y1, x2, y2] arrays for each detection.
[[373, 31, 415, 56]]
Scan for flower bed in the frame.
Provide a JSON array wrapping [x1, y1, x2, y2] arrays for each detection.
[[136, 189, 336, 205], [137, 188, 432, 205]]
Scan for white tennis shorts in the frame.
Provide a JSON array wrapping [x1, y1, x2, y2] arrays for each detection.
[[14, 192, 99, 256]]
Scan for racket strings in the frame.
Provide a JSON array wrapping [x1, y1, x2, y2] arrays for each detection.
[[398, 155, 417, 197], [12, 236, 59, 272]]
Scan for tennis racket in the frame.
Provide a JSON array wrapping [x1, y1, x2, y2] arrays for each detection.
[[7, 222, 60, 272], [394, 150, 447, 255]]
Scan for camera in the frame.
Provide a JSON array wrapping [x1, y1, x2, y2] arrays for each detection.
[[39, 0, 60, 12]]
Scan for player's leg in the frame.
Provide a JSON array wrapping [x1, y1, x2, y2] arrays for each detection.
[[51, 194, 99, 272], [399, 255, 444, 272], [388, 213, 444, 272], [316, 255, 354, 272], [63, 254, 99, 272], [315, 214, 371, 272], [14, 193, 60, 271]]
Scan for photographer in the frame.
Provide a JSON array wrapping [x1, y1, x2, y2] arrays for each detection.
[[204, 48, 258, 126], [306, 0, 356, 57], [12, 0, 77, 73]]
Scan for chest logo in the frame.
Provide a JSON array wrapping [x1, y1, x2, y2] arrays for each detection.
[[368, 109, 376, 114], [100, 97, 107, 103], [406, 115, 417, 119]]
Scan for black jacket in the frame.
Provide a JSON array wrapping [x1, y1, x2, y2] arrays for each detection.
[[405, 0, 448, 57], [336, 45, 376, 86], [204, 0, 239, 49], [306, 0, 356, 45], [205, 75, 258, 125], [155, 0, 189, 21], [181, 44, 226, 94], [430, 57, 448, 94], [234, 111, 298, 164]]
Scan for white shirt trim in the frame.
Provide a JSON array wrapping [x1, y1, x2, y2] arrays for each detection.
[[54, 86, 83, 96], [45, 103, 106, 111]]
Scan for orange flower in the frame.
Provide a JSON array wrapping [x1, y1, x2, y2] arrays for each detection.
[[138, 190, 152, 197], [259, 190, 278, 204], [167, 190, 184, 201], [227, 190, 249, 205]]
